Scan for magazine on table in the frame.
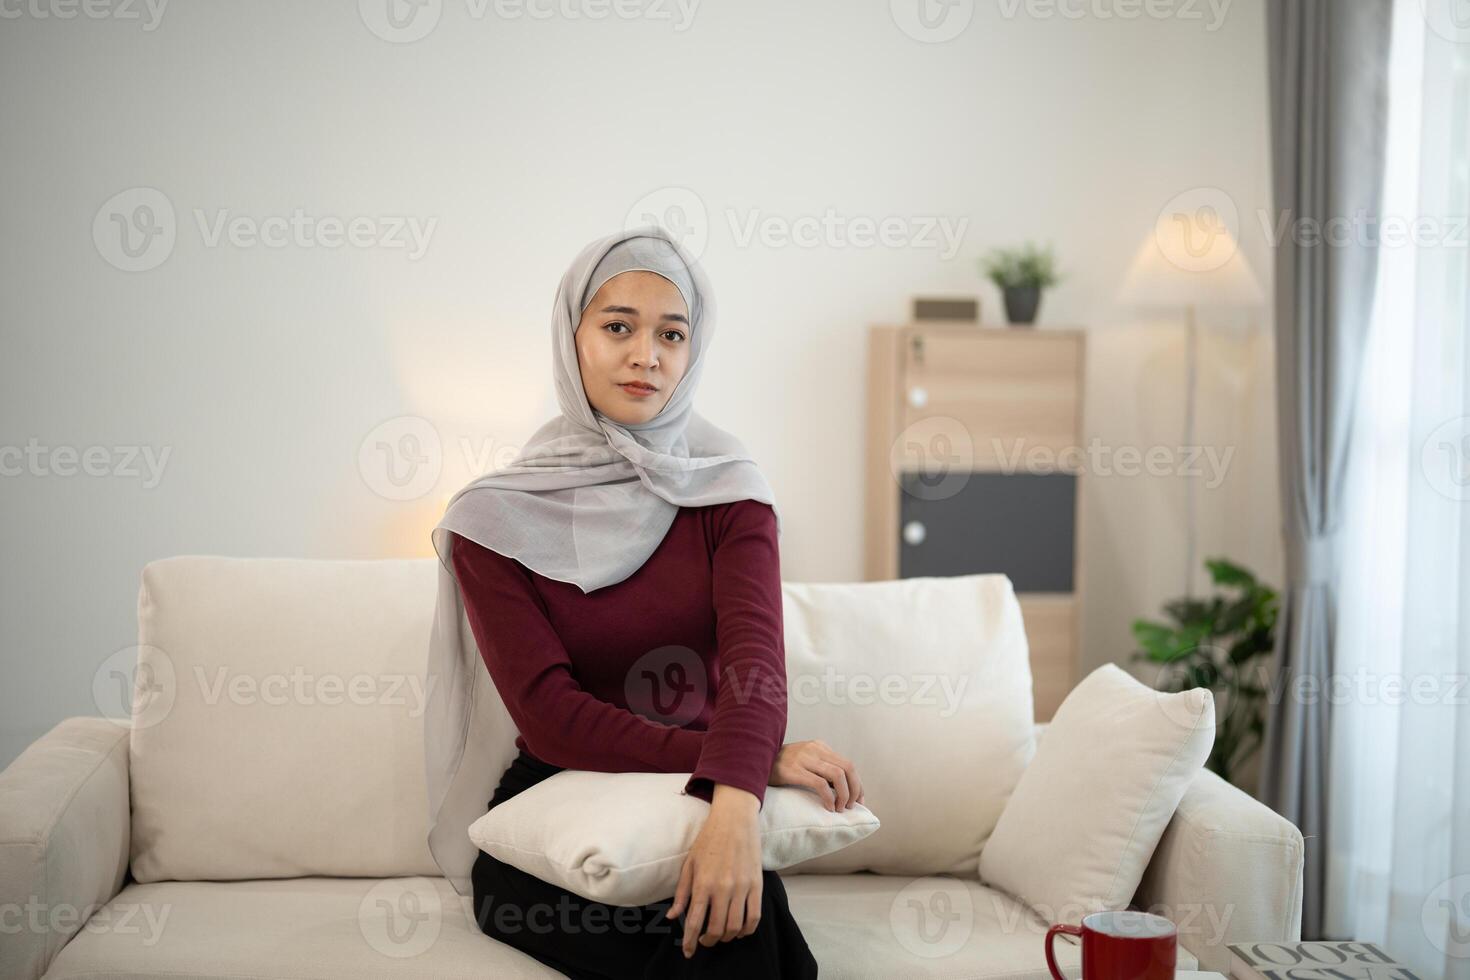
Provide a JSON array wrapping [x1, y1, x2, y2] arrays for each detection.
[[1227, 941, 1423, 980]]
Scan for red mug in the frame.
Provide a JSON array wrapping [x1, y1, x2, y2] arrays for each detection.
[[1045, 910, 1178, 980]]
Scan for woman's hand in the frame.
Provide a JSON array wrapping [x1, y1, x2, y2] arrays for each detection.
[[768, 739, 866, 811], [665, 785, 763, 959]]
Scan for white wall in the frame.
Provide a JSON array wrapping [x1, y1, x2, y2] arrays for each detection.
[[0, 0, 1281, 768]]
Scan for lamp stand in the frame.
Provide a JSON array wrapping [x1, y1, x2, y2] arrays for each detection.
[[1183, 303, 1198, 600]]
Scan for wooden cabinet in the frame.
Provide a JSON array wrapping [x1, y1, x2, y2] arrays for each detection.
[[865, 324, 1086, 720]]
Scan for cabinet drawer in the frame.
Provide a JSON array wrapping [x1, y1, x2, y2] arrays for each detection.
[[901, 330, 1082, 469], [897, 471, 1076, 591]]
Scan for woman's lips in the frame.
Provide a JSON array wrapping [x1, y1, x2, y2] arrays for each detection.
[[619, 383, 657, 397]]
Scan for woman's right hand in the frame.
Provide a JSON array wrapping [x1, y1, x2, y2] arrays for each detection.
[[767, 740, 866, 811]]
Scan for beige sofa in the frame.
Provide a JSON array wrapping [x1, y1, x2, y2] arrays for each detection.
[[1, 557, 1304, 979]]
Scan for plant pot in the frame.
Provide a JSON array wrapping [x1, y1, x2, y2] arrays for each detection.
[[1003, 286, 1042, 325]]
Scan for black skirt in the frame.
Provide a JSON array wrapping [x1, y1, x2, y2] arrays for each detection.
[[471, 749, 820, 980]]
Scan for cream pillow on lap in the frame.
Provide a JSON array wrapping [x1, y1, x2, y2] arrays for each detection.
[[978, 663, 1215, 924], [468, 770, 880, 906]]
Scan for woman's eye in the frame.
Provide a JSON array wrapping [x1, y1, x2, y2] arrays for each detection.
[[604, 321, 684, 343]]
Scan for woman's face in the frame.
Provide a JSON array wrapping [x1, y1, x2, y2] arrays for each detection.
[[575, 270, 691, 425]]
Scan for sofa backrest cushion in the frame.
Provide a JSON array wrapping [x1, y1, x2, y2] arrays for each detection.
[[129, 559, 1036, 883], [780, 573, 1037, 876], [130, 556, 443, 883]]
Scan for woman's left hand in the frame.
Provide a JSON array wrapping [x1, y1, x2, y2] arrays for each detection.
[[665, 785, 763, 959]]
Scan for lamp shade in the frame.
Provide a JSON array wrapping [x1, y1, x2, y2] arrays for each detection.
[[1116, 208, 1264, 309]]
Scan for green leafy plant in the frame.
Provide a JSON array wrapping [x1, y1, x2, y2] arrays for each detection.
[[979, 242, 1063, 290], [1130, 557, 1279, 784]]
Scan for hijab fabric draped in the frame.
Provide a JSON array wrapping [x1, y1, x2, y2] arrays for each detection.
[[423, 224, 781, 895]]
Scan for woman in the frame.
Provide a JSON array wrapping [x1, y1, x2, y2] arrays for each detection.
[[422, 225, 864, 978]]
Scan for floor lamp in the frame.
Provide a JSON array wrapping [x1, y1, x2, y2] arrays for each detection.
[[1116, 208, 1264, 598]]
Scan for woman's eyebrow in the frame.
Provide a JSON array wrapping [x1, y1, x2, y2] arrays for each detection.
[[599, 304, 690, 326]]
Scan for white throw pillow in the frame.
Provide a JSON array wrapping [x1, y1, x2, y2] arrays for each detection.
[[468, 770, 880, 906], [978, 663, 1215, 924]]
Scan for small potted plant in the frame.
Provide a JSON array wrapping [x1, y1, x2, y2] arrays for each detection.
[[979, 242, 1062, 326]]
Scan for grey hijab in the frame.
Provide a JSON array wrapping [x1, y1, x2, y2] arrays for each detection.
[[423, 224, 782, 895]]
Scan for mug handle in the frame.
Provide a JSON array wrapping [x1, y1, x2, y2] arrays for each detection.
[[1045, 923, 1084, 980]]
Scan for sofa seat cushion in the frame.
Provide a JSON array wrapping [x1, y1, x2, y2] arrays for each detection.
[[43, 876, 561, 979], [43, 873, 1197, 979], [783, 872, 1198, 978]]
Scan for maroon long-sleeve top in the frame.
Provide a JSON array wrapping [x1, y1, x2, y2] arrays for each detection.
[[449, 498, 788, 808]]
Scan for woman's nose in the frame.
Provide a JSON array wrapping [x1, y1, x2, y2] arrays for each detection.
[[629, 335, 657, 368]]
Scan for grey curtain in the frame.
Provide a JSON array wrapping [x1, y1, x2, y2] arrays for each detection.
[[1262, 0, 1392, 940]]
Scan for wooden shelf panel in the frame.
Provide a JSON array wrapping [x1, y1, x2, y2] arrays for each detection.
[[866, 324, 1087, 721], [1016, 593, 1077, 723], [901, 329, 1083, 469]]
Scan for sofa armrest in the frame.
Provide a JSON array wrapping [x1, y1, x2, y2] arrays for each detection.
[[0, 717, 132, 980], [1133, 767, 1304, 974]]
